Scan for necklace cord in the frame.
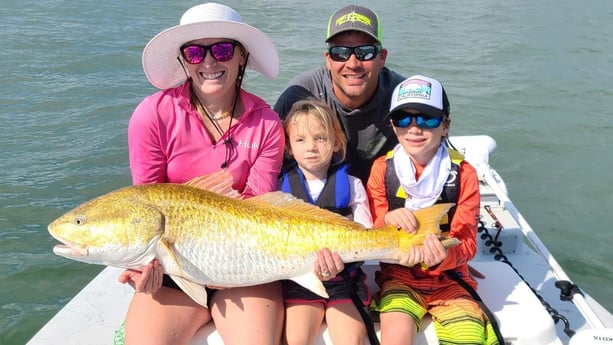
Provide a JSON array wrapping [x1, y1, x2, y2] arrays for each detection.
[[186, 52, 249, 168], [220, 54, 247, 168]]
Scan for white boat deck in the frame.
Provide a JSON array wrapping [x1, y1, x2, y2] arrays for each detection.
[[23, 254, 573, 345], [27, 136, 613, 345]]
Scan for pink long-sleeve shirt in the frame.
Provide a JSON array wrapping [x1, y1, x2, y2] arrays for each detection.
[[128, 80, 285, 198]]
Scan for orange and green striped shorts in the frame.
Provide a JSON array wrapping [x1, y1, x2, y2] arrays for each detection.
[[370, 277, 500, 345]]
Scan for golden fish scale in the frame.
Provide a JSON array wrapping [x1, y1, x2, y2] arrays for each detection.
[[127, 183, 427, 263], [50, 182, 451, 287]]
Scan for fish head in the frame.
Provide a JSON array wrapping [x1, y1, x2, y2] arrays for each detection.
[[48, 188, 164, 269]]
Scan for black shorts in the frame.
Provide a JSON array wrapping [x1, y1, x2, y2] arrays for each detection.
[[162, 274, 217, 305], [283, 265, 371, 307]]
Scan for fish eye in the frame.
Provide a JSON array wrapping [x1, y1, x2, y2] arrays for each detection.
[[74, 215, 86, 226]]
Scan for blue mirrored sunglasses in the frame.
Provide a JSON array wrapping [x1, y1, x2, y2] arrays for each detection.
[[391, 112, 443, 129]]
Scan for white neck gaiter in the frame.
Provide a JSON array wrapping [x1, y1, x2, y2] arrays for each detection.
[[392, 144, 451, 211]]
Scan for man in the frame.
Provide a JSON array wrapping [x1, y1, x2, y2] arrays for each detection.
[[274, 5, 406, 183]]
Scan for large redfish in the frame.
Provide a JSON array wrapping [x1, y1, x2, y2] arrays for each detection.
[[48, 173, 457, 307]]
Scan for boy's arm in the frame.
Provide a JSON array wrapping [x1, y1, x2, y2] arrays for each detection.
[[366, 156, 390, 228], [429, 161, 480, 273]]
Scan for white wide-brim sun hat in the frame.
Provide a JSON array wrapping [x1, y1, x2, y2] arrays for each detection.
[[142, 2, 279, 90]]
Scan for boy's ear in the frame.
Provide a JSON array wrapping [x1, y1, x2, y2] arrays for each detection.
[[442, 118, 451, 136]]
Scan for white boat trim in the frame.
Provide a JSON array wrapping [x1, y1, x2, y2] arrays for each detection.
[[482, 164, 607, 330]]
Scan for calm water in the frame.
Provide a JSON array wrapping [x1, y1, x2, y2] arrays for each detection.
[[1, 0, 612, 343]]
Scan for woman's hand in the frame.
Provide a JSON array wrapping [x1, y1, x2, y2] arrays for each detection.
[[118, 259, 164, 294], [314, 248, 344, 281]]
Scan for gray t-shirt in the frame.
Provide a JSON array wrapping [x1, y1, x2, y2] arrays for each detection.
[[274, 66, 405, 183]]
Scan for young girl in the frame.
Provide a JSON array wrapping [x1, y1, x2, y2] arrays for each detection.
[[367, 75, 500, 345], [279, 99, 373, 345]]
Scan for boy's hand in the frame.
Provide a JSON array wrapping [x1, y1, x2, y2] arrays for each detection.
[[384, 208, 418, 233], [422, 233, 448, 267], [399, 234, 448, 268], [399, 245, 424, 267]]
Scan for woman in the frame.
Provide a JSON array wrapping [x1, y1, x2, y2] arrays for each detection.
[[117, 3, 285, 345]]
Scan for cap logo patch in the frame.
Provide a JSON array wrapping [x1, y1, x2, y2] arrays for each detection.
[[335, 12, 372, 27], [396, 79, 431, 102]]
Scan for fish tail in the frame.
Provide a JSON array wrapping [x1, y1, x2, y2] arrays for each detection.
[[398, 203, 456, 250], [413, 202, 455, 235]]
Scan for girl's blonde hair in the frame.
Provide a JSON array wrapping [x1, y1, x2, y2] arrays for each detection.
[[283, 99, 347, 165]]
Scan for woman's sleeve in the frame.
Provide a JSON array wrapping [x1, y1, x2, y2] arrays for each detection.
[[127, 97, 167, 185], [241, 114, 285, 197]]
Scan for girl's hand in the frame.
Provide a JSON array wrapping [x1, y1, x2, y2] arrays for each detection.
[[314, 247, 344, 281]]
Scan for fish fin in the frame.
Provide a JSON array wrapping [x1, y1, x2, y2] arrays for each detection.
[[159, 238, 186, 276], [184, 170, 242, 199], [289, 272, 329, 298], [245, 191, 362, 227], [169, 275, 209, 307], [158, 240, 208, 307], [413, 203, 455, 235]]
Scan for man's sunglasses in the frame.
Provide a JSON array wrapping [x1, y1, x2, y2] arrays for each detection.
[[391, 112, 444, 129], [180, 41, 238, 64], [328, 45, 380, 62]]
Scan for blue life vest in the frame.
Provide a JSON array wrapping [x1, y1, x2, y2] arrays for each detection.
[[279, 164, 351, 216]]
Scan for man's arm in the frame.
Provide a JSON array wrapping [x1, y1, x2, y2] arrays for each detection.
[[273, 84, 316, 119]]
